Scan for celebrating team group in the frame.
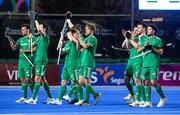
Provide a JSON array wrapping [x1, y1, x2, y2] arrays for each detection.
[[9, 12, 166, 107]]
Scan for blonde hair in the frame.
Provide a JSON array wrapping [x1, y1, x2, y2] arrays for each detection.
[[85, 23, 96, 31]]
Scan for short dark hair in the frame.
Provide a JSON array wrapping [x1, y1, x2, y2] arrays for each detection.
[[137, 22, 147, 28], [148, 23, 158, 34], [21, 24, 30, 29]]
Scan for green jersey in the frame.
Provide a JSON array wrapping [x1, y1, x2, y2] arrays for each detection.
[[140, 35, 163, 67], [16, 36, 36, 66], [35, 34, 50, 62], [63, 40, 80, 67], [79, 35, 97, 68], [129, 37, 143, 63]]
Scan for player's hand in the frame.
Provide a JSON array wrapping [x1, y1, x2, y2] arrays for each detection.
[[65, 11, 72, 19]]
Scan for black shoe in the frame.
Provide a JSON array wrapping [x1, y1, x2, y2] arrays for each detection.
[[94, 93, 102, 105], [68, 99, 79, 104], [80, 101, 90, 106]]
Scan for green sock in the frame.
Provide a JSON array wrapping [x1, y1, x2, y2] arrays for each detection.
[[74, 86, 79, 100], [125, 81, 134, 96], [68, 84, 76, 97], [21, 83, 28, 98], [77, 84, 83, 100], [85, 84, 91, 102], [32, 82, 41, 100], [85, 84, 97, 103], [90, 85, 97, 96], [43, 82, 53, 98], [145, 86, 151, 102], [135, 84, 141, 101], [58, 85, 67, 100], [28, 80, 34, 92], [154, 84, 165, 99], [140, 85, 146, 102]]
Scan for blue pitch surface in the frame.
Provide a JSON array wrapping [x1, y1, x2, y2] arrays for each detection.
[[0, 86, 180, 115]]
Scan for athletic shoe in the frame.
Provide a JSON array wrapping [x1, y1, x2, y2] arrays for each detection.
[[129, 100, 140, 107], [51, 99, 62, 105], [15, 97, 28, 103], [139, 100, 146, 107], [127, 96, 135, 104], [68, 99, 79, 104], [74, 99, 84, 105], [94, 93, 102, 105], [24, 98, 37, 104], [43, 98, 55, 104], [80, 101, 90, 106], [63, 95, 71, 102], [140, 102, 152, 108], [157, 98, 167, 107], [124, 94, 132, 100]]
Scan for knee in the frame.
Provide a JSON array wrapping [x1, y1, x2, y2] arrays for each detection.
[[151, 80, 157, 86], [79, 76, 85, 84], [35, 77, 41, 83], [61, 80, 67, 85], [134, 78, 141, 85], [24, 78, 30, 83], [144, 80, 151, 86], [85, 79, 90, 84]]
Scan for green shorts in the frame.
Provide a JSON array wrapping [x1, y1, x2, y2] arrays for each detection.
[[35, 61, 48, 77], [79, 67, 93, 79], [132, 62, 142, 79], [141, 66, 159, 80], [61, 66, 78, 81], [124, 60, 133, 77], [17, 65, 32, 79]]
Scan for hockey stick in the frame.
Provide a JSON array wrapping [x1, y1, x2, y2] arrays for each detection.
[[111, 45, 129, 51], [132, 50, 152, 59], [56, 20, 68, 65]]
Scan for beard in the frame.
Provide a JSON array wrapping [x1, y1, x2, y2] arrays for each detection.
[[147, 33, 153, 36]]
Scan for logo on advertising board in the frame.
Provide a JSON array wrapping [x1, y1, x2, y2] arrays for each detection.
[[92, 64, 126, 86], [0, 63, 59, 85], [59, 64, 126, 86], [158, 64, 180, 86]]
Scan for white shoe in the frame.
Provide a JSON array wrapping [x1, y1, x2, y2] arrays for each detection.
[[74, 100, 84, 105], [15, 97, 28, 103], [127, 96, 135, 104], [24, 98, 37, 104], [43, 98, 55, 104], [139, 101, 146, 107], [140, 102, 152, 108], [51, 99, 62, 105], [157, 98, 167, 107], [129, 100, 140, 107], [124, 94, 132, 100], [63, 95, 71, 102]]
